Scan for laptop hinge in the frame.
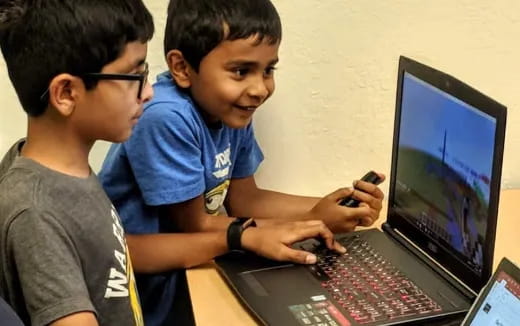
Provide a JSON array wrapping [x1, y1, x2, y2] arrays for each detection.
[[382, 223, 477, 299]]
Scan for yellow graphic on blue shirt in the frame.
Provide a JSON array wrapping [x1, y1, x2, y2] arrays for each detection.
[[104, 207, 144, 326], [205, 180, 230, 215]]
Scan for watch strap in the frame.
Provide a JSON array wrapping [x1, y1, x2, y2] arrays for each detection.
[[227, 217, 256, 251]]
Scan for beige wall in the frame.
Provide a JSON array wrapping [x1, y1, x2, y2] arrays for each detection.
[[1, 0, 520, 197]]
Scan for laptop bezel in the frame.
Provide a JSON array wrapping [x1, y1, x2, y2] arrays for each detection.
[[386, 56, 507, 292], [461, 257, 520, 325]]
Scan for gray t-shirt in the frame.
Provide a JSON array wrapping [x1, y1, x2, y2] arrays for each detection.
[[0, 141, 144, 326]]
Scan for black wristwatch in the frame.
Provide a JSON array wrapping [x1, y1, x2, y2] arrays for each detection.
[[227, 217, 256, 252]]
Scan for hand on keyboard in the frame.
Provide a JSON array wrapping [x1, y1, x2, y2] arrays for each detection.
[[241, 220, 346, 265]]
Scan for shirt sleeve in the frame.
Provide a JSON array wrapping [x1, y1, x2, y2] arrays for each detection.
[[7, 209, 95, 326], [232, 123, 264, 178], [124, 103, 205, 206]]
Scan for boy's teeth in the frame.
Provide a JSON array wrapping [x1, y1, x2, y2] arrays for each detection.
[[237, 106, 255, 111]]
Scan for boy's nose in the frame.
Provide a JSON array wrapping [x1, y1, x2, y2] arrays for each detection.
[[246, 78, 270, 101]]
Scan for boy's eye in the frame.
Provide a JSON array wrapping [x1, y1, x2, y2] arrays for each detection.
[[234, 68, 249, 77], [264, 66, 277, 76]]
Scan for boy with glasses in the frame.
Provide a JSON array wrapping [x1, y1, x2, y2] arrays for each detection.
[[0, 0, 153, 325]]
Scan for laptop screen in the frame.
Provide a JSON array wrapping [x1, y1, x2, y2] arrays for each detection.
[[388, 56, 507, 292], [462, 258, 520, 326], [394, 72, 496, 276]]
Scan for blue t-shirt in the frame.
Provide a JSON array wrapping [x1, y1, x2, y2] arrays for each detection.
[[99, 71, 263, 326]]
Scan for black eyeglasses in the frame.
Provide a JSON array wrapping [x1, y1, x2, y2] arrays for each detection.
[[39, 63, 149, 102], [82, 62, 149, 100]]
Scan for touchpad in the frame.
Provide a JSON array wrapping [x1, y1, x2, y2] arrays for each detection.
[[240, 264, 322, 298]]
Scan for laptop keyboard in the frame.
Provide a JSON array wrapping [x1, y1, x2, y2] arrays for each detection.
[[304, 235, 443, 324]]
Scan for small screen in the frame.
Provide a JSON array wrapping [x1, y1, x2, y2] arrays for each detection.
[[392, 72, 497, 275], [467, 271, 520, 325]]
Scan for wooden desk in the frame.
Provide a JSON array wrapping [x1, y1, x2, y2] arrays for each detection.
[[187, 189, 520, 326]]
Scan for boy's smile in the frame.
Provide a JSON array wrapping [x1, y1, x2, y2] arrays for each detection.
[[186, 35, 280, 129]]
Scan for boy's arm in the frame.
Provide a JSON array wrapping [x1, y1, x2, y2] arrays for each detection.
[[8, 211, 97, 326], [226, 176, 319, 219], [226, 175, 385, 233], [127, 220, 346, 273], [50, 312, 98, 326], [160, 190, 309, 233], [159, 179, 342, 233], [162, 174, 384, 234], [126, 231, 227, 272], [161, 195, 232, 232]]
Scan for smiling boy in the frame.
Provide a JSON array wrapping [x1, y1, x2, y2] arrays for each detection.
[[99, 0, 384, 325]]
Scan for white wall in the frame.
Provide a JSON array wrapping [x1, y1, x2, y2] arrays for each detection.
[[1, 0, 520, 197]]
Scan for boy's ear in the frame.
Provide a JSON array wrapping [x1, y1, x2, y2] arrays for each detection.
[[166, 49, 192, 88], [47, 74, 83, 117]]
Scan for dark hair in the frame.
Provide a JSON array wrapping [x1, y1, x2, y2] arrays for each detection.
[[0, 0, 154, 117], [164, 0, 281, 72]]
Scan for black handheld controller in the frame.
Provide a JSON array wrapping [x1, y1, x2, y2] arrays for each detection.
[[339, 171, 382, 207]]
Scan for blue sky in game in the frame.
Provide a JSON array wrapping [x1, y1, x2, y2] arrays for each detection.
[[398, 72, 496, 202]]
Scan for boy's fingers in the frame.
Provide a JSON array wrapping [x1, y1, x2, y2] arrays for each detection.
[[305, 223, 346, 253], [325, 187, 354, 202], [330, 239, 347, 254], [304, 222, 335, 244], [350, 189, 382, 210], [357, 203, 380, 225], [346, 205, 372, 217], [354, 181, 385, 200], [287, 221, 341, 249], [280, 247, 317, 264], [359, 216, 374, 227]]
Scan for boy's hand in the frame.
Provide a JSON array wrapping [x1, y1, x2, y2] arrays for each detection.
[[308, 173, 385, 233], [241, 220, 346, 264], [352, 173, 385, 226]]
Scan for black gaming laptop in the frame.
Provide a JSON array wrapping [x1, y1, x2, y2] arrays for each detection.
[[461, 257, 520, 326], [215, 56, 507, 326]]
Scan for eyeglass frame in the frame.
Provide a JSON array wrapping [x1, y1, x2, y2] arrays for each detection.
[[39, 62, 149, 102]]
